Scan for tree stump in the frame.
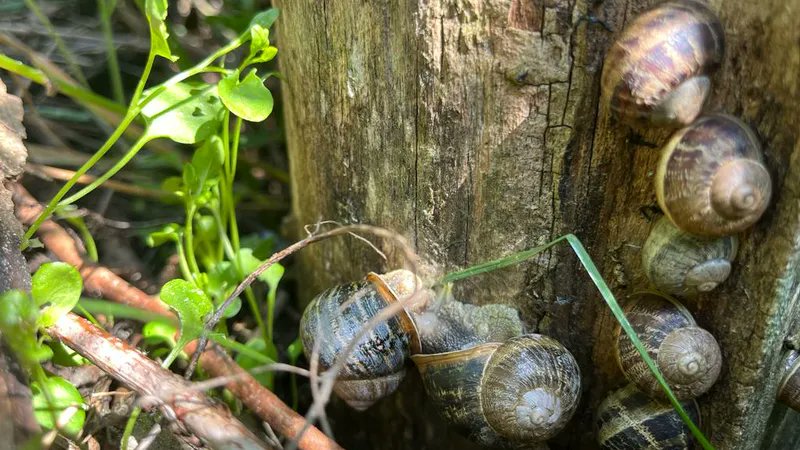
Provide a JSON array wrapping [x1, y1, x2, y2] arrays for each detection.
[[275, 0, 800, 448]]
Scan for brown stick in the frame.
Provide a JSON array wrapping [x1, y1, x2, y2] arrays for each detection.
[[12, 185, 344, 450], [49, 313, 271, 450]]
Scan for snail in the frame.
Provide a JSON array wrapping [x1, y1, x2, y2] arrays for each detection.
[[656, 114, 772, 237], [597, 384, 700, 450], [412, 334, 581, 447], [299, 269, 430, 410], [778, 350, 800, 412], [614, 293, 722, 400], [641, 216, 739, 297], [601, 0, 724, 126]]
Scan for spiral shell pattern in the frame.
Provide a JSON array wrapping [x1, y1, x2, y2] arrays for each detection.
[[614, 294, 721, 400], [601, 0, 724, 126], [299, 270, 422, 410], [597, 384, 700, 450], [642, 216, 738, 297], [778, 350, 800, 412], [656, 114, 772, 236]]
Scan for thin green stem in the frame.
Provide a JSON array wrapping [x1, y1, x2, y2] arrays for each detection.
[[0, 55, 123, 114], [58, 135, 150, 206], [439, 235, 714, 450], [98, 0, 124, 104], [175, 238, 194, 282], [120, 407, 141, 450], [24, 0, 89, 87], [184, 205, 201, 276]]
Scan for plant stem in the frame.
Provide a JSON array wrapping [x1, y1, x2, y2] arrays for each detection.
[[0, 54, 123, 114], [24, 0, 89, 87], [184, 205, 201, 276], [120, 407, 141, 450], [98, 0, 125, 104]]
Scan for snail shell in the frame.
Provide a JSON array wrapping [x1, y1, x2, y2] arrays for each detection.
[[778, 350, 800, 411], [601, 0, 724, 126], [614, 294, 722, 400], [597, 384, 701, 450], [656, 114, 772, 237], [642, 216, 738, 297], [412, 334, 581, 447], [299, 270, 427, 410]]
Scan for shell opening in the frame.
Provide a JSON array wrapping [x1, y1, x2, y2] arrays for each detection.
[[710, 159, 771, 221], [654, 76, 710, 126], [516, 388, 562, 429]]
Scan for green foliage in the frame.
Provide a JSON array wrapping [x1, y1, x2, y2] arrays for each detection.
[[144, 0, 177, 61], [140, 83, 224, 144], [0, 290, 52, 367], [234, 337, 277, 387], [31, 262, 82, 327], [159, 279, 213, 353], [219, 70, 274, 122], [32, 376, 86, 437]]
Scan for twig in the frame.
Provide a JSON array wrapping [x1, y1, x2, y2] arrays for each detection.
[[12, 184, 344, 450], [26, 163, 173, 200], [48, 313, 271, 450]]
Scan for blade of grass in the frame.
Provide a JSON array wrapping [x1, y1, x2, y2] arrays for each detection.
[[98, 0, 125, 104], [23, 0, 89, 87], [440, 234, 715, 450]]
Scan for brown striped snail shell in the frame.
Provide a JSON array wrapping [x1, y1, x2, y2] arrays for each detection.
[[412, 334, 581, 447], [778, 350, 800, 411], [299, 270, 428, 410], [656, 114, 772, 237], [614, 294, 722, 400], [642, 216, 738, 297], [601, 0, 724, 126], [597, 384, 700, 450]]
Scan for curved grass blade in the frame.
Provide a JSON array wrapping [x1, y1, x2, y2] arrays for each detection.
[[439, 234, 715, 450]]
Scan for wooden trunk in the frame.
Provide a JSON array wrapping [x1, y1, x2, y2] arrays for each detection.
[[274, 0, 800, 448]]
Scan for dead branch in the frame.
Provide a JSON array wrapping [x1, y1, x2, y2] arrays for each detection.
[[12, 184, 344, 450], [48, 313, 271, 450]]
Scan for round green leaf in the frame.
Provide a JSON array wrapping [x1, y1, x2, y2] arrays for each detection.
[[141, 83, 224, 144], [145, 0, 177, 61], [31, 262, 83, 327], [159, 279, 213, 347], [218, 70, 274, 122], [32, 376, 86, 437]]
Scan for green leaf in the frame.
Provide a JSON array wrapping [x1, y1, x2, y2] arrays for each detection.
[[259, 260, 284, 289], [0, 290, 51, 367], [287, 337, 304, 363], [49, 340, 88, 367], [141, 82, 224, 144], [31, 262, 83, 327], [142, 321, 178, 348], [32, 376, 86, 437], [218, 70, 274, 122], [147, 223, 181, 247], [207, 262, 242, 318], [159, 279, 213, 347], [250, 25, 270, 55], [144, 0, 177, 61], [249, 9, 279, 30], [234, 338, 276, 387], [187, 136, 224, 196]]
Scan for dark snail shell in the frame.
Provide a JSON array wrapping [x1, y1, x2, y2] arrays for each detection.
[[299, 270, 426, 410], [642, 216, 738, 297], [614, 294, 722, 400], [412, 334, 581, 447], [601, 0, 724, 126], [597, 384, 700, 450], [656, 114, 772, 237], [778, 350, 800, 411]]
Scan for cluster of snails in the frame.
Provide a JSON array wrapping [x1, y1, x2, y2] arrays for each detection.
[[597, 0, 786, 447], [299, 270, 582, 447]]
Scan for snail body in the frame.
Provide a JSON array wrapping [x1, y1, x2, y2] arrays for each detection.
[[597, 384, 700, 450], [614, 294, 721, 400], [601, 0, 724, 126], [656, 114, 772, 237], [412, 334, 581, 447], [299, 270, 427, 410], [642, 217, 738, 297], [778, 350, 800, 411]]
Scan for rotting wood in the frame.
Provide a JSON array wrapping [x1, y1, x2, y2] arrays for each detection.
[[276, 0, 800, 448]]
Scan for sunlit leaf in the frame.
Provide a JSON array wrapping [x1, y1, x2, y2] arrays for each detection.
[[147, 223, 181, 247], [142, 321, 178, 348], [249, 8, 279, 30], [141, 82, 224, 144], [144, 0, 177, 61], [0, 290, 51, 366], [218, 70, 273, 122], [32, 376, 86, 437], [31, 262, 82, 327], [159, 279, 213, 348]]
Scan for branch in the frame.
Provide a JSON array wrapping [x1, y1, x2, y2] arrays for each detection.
[[12, 184, 343, 450], [48, 313, 271, 450]]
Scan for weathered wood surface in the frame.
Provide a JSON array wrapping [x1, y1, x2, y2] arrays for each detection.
[[275, 0, 800, 448]]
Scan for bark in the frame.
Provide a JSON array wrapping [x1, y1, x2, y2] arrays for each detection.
[[276, 0, 800, 449]]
